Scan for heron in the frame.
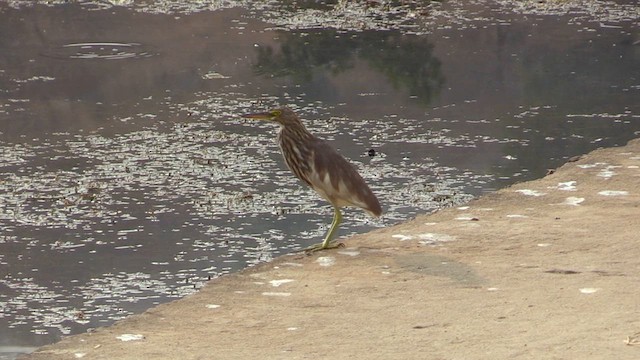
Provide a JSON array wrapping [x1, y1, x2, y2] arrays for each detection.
[[241, 107, 382, 252]]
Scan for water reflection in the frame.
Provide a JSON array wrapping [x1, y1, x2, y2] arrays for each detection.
[[254, 30, 443, 104], [44, 42, 156, 60]]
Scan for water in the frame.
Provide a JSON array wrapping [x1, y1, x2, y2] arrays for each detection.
[[0, 0, 638, 355]]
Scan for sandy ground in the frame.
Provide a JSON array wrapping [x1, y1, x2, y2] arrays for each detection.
[[22, 139, 640, 359]]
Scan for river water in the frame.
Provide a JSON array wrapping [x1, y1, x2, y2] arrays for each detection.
[[0, 0, 638, 356]]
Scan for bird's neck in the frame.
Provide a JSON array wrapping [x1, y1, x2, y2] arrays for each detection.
[[278, 123, 314, 141]]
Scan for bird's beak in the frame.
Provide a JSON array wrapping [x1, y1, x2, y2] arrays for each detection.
[[241, 112, 273, 120]]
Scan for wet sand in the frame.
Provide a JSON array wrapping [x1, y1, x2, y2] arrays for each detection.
[[21, 138, 640, 359]]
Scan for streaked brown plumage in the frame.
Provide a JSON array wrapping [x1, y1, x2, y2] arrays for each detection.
[[242, 107, 381, 251]]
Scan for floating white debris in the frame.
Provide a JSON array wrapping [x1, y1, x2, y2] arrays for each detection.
[[537, 243, 552, 247], [261, 292, 291, 297], [202, 71, 230, 80], [598, 190, 629, 196], [114, 245, 141, 250], [205, 304, 221, 309], [506, 214, 528, 218], [316, 256, 336, 267], [116, 229, 138, 235], [487, 287, 499, 291], [49, 242, 86, 250], [74, 353, 87, 359], [287, 327, 298, 331], [116, 334, 145, 342], [424, 222, 437, 226], [457, 206, 470, 210], [554, 181, 577, 191], [337, 250, 360, 257], [579, 288, 600, 294], [515, 189, 546, 197], [269, 279, 294, 287]]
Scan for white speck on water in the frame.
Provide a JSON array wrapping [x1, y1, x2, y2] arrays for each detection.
[[598, 190, 629, 196], [392, 234, 413, 241], [560, 197, 585, 206], [579, 288, 600, 294], [487, 287, 499, 291], [381, 271, 391, 275], [537, 243, 552, 247], [74, 353, 87, 359], [49, 242, 86, 250], [628, 165, 639, 169], [337, 250, 360, 256], [116, 228, 138, 235], [316, 256, 336, 267], [515, 189, 546, 197], [269, 279, 294, 287], [457, 206, 470, 210], [202, 71, 230, 80], [506, 214, 528, 218], [114, 245, 141, 250], [287, 327, 298, 331], [205, 304, 221, 309], [424, 222, 437, 226], [262, 292, 291, 297], [116, 334, 145, 342], [553, 181, 577, 191]]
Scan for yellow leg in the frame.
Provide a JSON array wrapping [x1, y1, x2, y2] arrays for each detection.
[[304, 207, 344, 253], [321, 207, 342, 248]]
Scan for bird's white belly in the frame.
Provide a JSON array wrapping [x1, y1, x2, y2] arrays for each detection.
[[308, 171, 366, 209]]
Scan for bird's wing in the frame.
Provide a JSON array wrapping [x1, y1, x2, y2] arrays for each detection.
[[308, 139, 382, 216]]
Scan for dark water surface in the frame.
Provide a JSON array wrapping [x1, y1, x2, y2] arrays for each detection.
[[0, 0, 638, 354]]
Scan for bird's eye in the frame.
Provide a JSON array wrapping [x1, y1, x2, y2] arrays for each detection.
[[270, 110, 282, 117]]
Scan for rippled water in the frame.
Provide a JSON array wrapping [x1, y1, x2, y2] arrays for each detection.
[[0, 0, 638, 355]]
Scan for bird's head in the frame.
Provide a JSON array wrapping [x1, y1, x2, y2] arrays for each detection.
[[241, 107, 301, 127]]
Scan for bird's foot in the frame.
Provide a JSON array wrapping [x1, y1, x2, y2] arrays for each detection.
[[303, 241, 345, 254]]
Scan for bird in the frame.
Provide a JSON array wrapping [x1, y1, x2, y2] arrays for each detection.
[[241, 107, 382, 252]]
